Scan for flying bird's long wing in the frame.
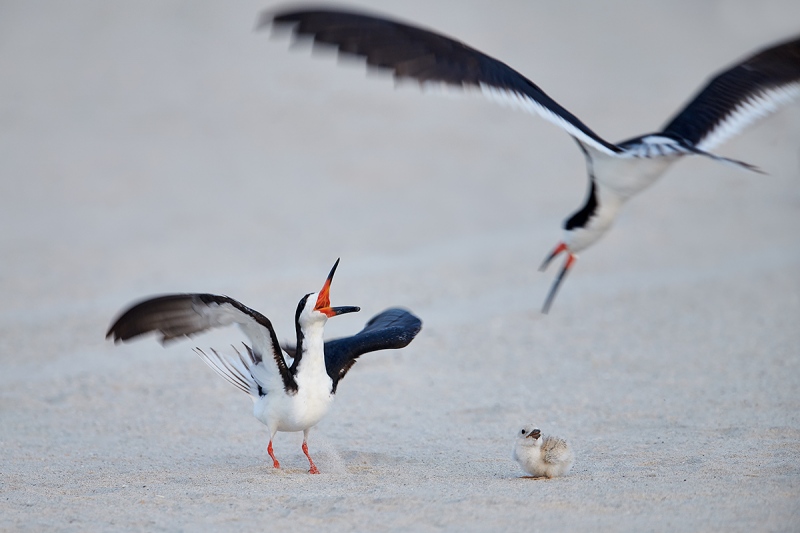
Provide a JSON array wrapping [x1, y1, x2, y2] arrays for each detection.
[[660, 36, 800, 152], [265, 6, 621, 155], [283, 307, 422, 392], [106, 294, 296, 394]]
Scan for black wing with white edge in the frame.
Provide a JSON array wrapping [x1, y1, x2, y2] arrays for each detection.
[[106, 293, 297, 394], [660, 36, 800, 151], [266, 6, 621, 155]]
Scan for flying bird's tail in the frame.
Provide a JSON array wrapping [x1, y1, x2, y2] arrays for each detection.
[[684, 145, 765, 174]]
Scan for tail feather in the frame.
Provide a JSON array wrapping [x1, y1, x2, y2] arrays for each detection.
[[688, 146, 766, 174]]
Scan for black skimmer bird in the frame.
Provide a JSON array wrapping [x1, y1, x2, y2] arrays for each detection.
[[265, 7, 800, 312], [106, 259, 422, 474]]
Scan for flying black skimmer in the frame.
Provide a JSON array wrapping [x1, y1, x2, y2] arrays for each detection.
[[513, 424, 574, 478], [106, 259, 422, 474], [264, 7, 800, 312]]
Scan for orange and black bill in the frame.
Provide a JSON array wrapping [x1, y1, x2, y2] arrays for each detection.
[[315, 258, 360, 317]]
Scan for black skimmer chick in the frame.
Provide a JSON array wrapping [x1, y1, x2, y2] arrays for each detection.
[[513, 424, 574, 478], [265, 7, 800, 312], [106, 259, 422, 474]]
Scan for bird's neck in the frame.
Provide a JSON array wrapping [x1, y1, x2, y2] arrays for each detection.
[[293, 320, 328, 378]]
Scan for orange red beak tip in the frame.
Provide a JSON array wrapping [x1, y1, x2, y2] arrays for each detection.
[[314, 259, 359, 317]]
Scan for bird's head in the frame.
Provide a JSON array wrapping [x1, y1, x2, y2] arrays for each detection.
[[517, 424, 543, 447], [296, 259, 360, 328]]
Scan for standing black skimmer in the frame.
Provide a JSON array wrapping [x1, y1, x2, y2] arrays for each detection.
[[106, 259, 422, 474], [264, 7, 800, 312]]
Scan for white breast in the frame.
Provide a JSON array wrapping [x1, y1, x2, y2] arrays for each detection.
[[592, 149, 678, 199], [253, 321, 335, 433], [563, 144, 681, 253]]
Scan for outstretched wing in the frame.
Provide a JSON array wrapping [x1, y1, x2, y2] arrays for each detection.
[[106, 294, 297, 394], [265, 7, 620, 155], [283, 307, 422, 393], [660, 36, 800, 151]]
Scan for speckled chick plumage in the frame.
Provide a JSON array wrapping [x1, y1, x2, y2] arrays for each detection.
[[513, 424, 574, 478]]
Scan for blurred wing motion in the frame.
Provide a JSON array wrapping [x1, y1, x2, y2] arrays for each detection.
[[659, 36, 800, 153], [106, 294, 297, 395], [283, 307, 423, 392], [265, 6, 621, 155]]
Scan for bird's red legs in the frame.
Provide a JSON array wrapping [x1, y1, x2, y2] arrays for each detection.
[[302, 440, 320, 474], [267, 441, 280, 469], [539, 242, 578, 314]]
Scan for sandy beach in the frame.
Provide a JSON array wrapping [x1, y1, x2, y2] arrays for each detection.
[[2, 1, 799, 530]]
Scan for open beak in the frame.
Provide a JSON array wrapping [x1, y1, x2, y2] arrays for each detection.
[[539, 242, 577, 314], [314, 258, 360, 318], [527, 429, 542, 439]]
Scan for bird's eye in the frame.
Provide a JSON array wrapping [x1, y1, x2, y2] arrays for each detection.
[[521, 429, 526, 434]]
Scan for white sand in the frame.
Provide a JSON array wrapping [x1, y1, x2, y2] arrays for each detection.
[[2, 1, 799, 530]]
